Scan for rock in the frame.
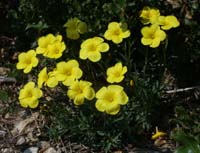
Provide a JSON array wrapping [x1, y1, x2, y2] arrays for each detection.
[[23, 147, 39, 153], [12, 112, 39, 134], [16, 136, 26, 145], [1, 148, 14, 153], [43, 147, 57, 153], [37, 141, 51, 152], [129, 148, 160, 153], [37, 141, 50, 149], [0, 130, 6, 137]]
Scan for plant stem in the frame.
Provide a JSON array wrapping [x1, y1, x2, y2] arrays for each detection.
[[143, 47, 149, 74], [163, 38, 168, 67]]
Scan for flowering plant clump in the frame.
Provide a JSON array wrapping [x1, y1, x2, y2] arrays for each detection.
[[17, 26, 129, 114], [140, 6, 180, 48], [104, 22, 131, 44], [16, 9, 180, 113], [15, 3, 181, 150]]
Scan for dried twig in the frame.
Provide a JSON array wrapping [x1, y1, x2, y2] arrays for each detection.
[[0, 76, 16, 83], [165, 86, 200, 94]]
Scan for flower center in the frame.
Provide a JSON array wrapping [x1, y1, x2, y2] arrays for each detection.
[[25, 59, 32, 65], [54, 48, 59, 54], [27, 91, 33, 98], [108, 97, 113, 102], [88, 44, 97, 52], [66, 71, 71, 76], [105, 92, 115, 102], [113, 29, 121, 36], [149, 32, 156, 39], [63, 68, 72, 76], [77, 88, 83, 94], [114, 71, 121, 77]]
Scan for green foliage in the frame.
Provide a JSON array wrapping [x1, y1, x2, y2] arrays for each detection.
[[42, 75, 163, 152], [169, 100, 200, 153], [170, 105, 200, 137], [171, 131, 200, 153]]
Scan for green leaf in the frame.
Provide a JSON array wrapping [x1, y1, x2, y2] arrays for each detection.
[[96, 131, 105, 136], [175, 146, 193, 153], [175, 144, 200, 153], [172, 131, 200, 153], [25, 21, 48, 31], [171, 131, 197, 145]]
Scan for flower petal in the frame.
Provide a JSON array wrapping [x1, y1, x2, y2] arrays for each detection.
[[74, 95, 85, 105], [95, 100, 106, 112], [106, 103, 120, 115], [83, 87, 95, 100], [122, 30, 131, 38], [96, 87, 107, 99], [19, 99, 28, 108], [79, 49, 88, 59], [118, 91, 129, 105], [47, 77, 58, 88], [97, 43, 109, 52], [23, 65, 32, 73], [29, 100, 39, 108], [88, 51, 101, 62], [141, 38, 152, 45], [150, 38, 161, 48]]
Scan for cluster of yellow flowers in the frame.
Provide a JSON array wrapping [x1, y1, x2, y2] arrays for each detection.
[[36, 34, 66, 59], [140, 7, 180, 48], [17, 20, 131, 115]]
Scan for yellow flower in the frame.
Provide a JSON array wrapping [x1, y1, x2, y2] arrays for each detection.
[[141, 24, 166, 48], [140, 7, 160, 24], [106, 62, 127, 83], [79, 37, 109, 62], [36, 34, 60, 54], [16, 50, 38, 73], [36, 34, 66, 59], [67, 80, 95, 105], [54, 60, 83, 86], [158, 15, 180, 30], [64, 17, 87, 40], [18, 81, 43, 108], [46, 42, 66, 59], [104, 22, 131, 44], [37, 67, 58, 88], [95, 85, 128, 115], [151, 127, 167, 140]]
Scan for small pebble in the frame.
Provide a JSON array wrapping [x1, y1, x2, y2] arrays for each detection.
[[43, 147, 57, 153], [23, 147, 39, 153], [16, 136, 26, 145]]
